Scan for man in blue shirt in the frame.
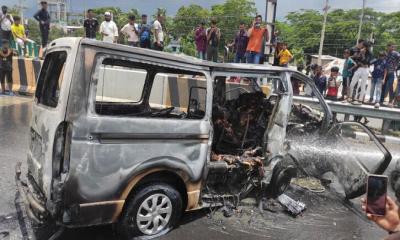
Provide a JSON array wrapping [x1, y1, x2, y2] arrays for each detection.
[[33, 1, 50, 48], [369, 52, 387, 108], [381, 43, 400, 107]]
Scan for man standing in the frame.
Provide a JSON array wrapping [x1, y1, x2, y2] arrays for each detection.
[[194, 22, 207, 60], [232, 22, 248, 63], [139, 14, 151, 49], [206, 19, 221, 62], [349, 41, 372, 105], [121, 15, 139, 47], [0, 6, 13, 42], [0, 39, 13, 95], [246, 15, 269, 64], [83, 9, 99, 39], [99, 12, 118, 43], [34, 1, 50, 48], [381, 43, 400, 107], [153, 14, 164, 51]]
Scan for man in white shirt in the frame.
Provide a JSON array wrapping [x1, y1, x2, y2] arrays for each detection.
[[99, 12, 118, 43], [152, 14, 164, 51], [121, 15, 139, 47], [0, 6, 14, 42]]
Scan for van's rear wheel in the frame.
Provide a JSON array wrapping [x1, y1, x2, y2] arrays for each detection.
[[117, 183, 183, 239]]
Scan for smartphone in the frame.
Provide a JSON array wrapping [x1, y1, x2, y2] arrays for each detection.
[[366, 174, 388, 216]]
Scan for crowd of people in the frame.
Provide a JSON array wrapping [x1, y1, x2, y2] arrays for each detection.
[[194, 15, 293, 66], [301, 40, 400, 109], [83, 10, 165, 51]]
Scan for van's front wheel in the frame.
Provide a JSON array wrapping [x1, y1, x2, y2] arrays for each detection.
[[117, 183, 183, 239]]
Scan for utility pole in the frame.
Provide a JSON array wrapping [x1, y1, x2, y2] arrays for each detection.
[[318, 0, 329, 65], [265, 0, 278, 63], [356, 0, 366, 45]]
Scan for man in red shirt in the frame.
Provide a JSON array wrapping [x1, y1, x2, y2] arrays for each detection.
[[246, 15, 269, 64]]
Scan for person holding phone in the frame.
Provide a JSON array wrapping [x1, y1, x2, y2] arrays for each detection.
[[362, 174, 400, 239], [206, 19, 221, 62], [362, 196, 400, 238], [245, 15, 269, 64]]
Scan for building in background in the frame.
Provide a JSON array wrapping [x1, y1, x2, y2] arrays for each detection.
[[37, 0, 68, 24]]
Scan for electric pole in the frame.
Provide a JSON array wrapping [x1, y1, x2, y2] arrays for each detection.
[[318, 0, 329, 66], [356, 0, 366, 45]]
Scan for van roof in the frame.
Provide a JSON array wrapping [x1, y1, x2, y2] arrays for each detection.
[[48, 37, 295, 74]]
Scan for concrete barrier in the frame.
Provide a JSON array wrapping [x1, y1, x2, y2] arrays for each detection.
[[11, 57, 42, 95]]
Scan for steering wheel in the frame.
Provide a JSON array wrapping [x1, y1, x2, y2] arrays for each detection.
[[151, 107, 175, 117]]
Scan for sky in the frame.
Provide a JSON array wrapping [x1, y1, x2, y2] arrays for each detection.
[[5, 0, 400, 19]]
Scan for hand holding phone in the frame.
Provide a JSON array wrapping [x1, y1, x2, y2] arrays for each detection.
[[362, 196, 400, 233], [366, 175, 388, 216]]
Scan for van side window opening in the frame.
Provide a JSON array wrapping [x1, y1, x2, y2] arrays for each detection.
[[94, 58, 207, 119], [35, 51, 67, 108], [211, 74, 282, 155]]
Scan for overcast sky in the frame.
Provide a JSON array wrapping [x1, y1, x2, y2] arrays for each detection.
[[4, 0, 399, 19]]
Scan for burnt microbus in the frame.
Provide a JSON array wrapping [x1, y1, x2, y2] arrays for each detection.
[[16, 38, 391, 239]]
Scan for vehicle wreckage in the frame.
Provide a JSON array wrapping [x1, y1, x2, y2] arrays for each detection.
[[15, 38, 391, 239]]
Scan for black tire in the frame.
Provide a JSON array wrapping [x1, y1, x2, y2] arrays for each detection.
[[269, 161, 297, 198], [117, 183, 183, 240]]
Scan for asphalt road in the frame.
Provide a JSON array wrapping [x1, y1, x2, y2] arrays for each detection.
[[0, 96, 399, 240]]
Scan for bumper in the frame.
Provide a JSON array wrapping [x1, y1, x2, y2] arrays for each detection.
[[15, 162, 48, 225]]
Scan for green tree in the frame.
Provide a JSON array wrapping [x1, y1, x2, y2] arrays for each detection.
[[171, 5, 210, 38], [211, 0, 256, 42], [276, 8, 399, 61]]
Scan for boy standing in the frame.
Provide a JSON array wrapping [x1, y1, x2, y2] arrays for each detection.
[[278, 43, 292, 67], [206, 19, 221, 62], [0, 40, 13, 95], [314, 65, 327, 95], [153, 14, 164, 51], [139, 14, 152, 49], [121, 15, 139, 47], [369, 52, 387, 108], [232, 22, 248, 63], [83, 9, 99, 39], [341, 49, 355, 101], [381, 43, 400, 107], [194, 22, 207, 60], [326, 67, 341, 101]]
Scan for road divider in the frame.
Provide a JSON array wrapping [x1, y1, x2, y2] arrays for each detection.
[[11, 57, 42, 95]]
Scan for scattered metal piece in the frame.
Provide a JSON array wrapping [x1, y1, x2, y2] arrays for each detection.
[[260, 198, 283, 213], [277, 194, 306, 217]]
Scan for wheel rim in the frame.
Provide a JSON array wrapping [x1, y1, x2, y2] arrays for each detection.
[[136, 193, 173, 235]]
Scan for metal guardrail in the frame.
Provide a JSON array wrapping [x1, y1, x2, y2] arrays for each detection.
[[293, 96, 400, 121]]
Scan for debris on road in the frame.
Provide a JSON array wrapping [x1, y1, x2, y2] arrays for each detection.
[[291, 177, 325, 193], [277, 194, 306, 217]]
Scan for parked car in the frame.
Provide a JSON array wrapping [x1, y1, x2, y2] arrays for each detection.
[[16, 38, 391, 239]]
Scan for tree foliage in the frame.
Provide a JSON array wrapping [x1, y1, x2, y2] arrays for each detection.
[[276, 8, 399, 60]]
